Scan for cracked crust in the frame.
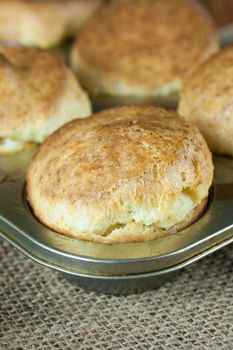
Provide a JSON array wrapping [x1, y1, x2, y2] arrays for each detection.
[[27, 106, 213, 244]]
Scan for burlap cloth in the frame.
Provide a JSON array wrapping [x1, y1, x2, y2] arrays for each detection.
[[0, 240, 232, 350]]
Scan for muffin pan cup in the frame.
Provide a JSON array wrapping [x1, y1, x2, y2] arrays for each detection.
[[0, 150, 232, 294], [1, 30, 233, 294]]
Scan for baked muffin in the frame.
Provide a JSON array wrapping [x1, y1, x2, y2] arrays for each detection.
[[179, 46, 233, 157], [0, 46, 91, 153], [0, 0, 103, 48], [71, 0, 219, 107], [27, 106, 213, 244]]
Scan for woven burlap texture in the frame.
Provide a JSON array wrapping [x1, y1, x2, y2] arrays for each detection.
[[0, 240, 233, 350]]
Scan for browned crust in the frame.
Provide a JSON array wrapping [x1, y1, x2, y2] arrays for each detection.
[[0, 46, 67, 132], [27, 105, 213, 244], [72, 0, 219, 94], [179, 45, 233, 157], [0, 0, 103, 47], [0, 45, 90, 139]]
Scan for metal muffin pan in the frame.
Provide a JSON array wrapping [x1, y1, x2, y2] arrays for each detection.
[[0, 150, 232, 294], [1, 32, 233, 294]]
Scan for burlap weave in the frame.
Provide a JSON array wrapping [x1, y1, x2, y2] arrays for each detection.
[[0, 240, 233, 350]]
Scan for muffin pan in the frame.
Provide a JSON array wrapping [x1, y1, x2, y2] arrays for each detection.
[[0, 150, 232, 294]]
